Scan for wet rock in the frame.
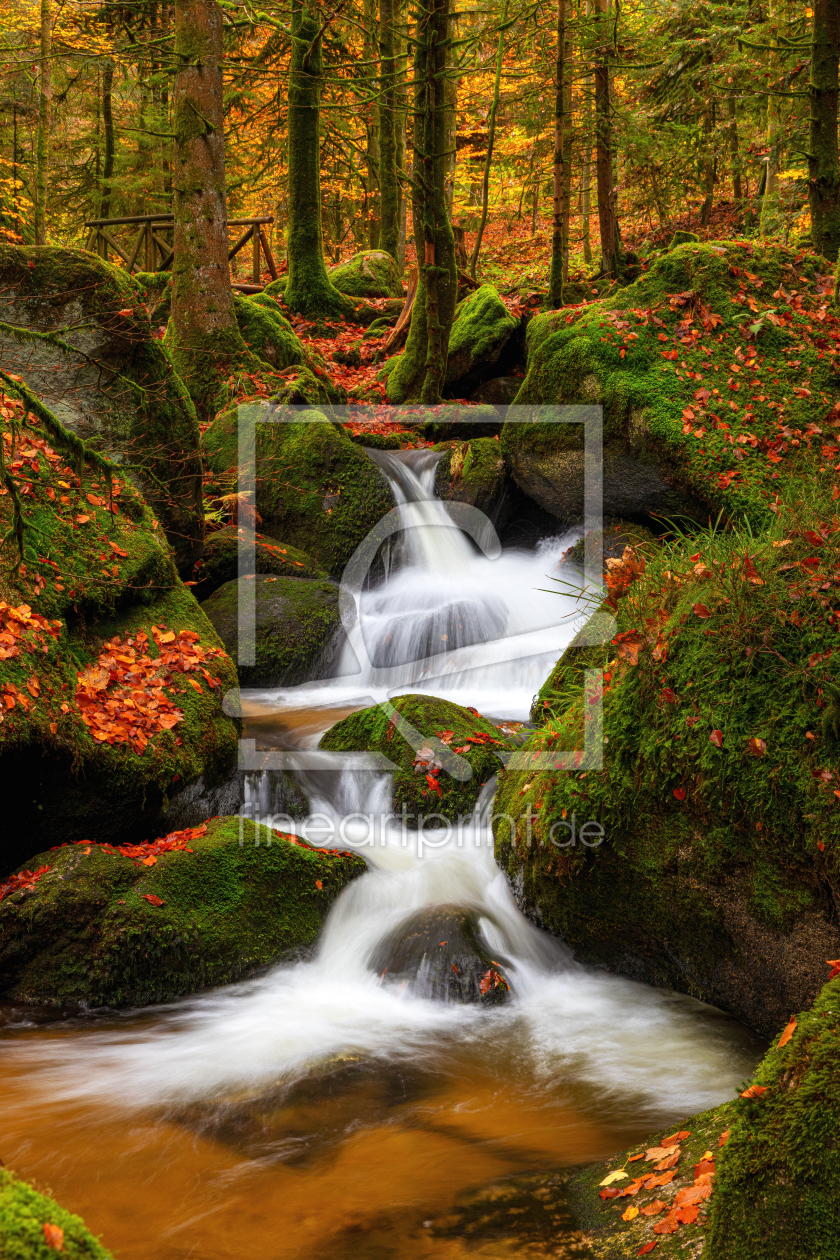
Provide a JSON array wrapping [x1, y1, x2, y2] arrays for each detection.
[[469, 375, 523, 406], [369, 904, 511, 1004], [191, 526, 326, 600], [0, 1166, 115, 1258], [201, 574, 342, 687], [0, 816, 365, 1008], [433, 437, 508, 523]]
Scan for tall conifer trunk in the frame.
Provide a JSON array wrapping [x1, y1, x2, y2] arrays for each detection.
[[386, 0, 457, 403], [379, 0, 400, 260], [34, 0, 52, 245], [593, 0, 620, 276], [809, 0, 840, 259], [547, 0, 568, 307]]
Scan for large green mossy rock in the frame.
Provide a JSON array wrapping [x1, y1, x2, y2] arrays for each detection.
[[191, 525, 326, 599], [493, 517, 840, 1039], [202, 407, 393, 576], [445, 283, 520, 394], [201, 574, 341, 687], [233, 293, 307, 370], [433, 437, 508, 520], [506, 240, 831, 526], [0, 1168, 114, 1259], [0, 386, 239, 871], [0, 245, 203, 570], [329, 250, 404, 299], [320, 693, 512, 822], [0, 817, 366, 1007]]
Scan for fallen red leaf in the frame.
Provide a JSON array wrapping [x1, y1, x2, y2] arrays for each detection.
[[637, 1243, 658, 1255], [719, 1129, 730, 1147], [673, 786, 686, 801], [43, 1223, 64, 1251], [777, 1016, 797, 1048], [740, 1084, 768, 1099], [709, 729, 723, 747], [640, 1199, 668, 1216], [692, 603, 712, 618], [315, 879, 323, 890], [141, 894, 164, 907]]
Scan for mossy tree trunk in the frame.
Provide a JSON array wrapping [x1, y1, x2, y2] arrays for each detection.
[[99, 56, 115, 220], [285, 2, 353, 317], [168, 0, 247, 422], [547, 0, 568, 307], [364, 0, 381, 247], [386, 0, 457, 403], [699, 102, 716, 227], [34, 0, 51, 246], [728, 95, 743, 200], [808, 0, 840, 260], [379, 0, 400, 261], [469, 0, 507, 282], [593, 0, 621, 277]]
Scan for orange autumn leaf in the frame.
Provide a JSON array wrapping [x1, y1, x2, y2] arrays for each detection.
[[777, 1017, 797, 1048], [141, 893, 164, 907], [740, 1083, 768, 1099], [640, 1199, 668, 1216], [654, 1151, 680, 1171], [719, 1129, 730, 1147], [748, 737, 767, 756], [674, 1205, 700, 1225], [709, 729, 723, 747], [142, 856, 157, 867], [315, 879, 323, 890], [661, 1131, 691, 1144], [653, 1213, 679, 1235], [637, 1245, 658, 1256], [43, 1223, 64, 1250], [622, 1206, 639, 1222]]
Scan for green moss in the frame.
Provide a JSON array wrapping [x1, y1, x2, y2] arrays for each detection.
[[201, 574, 340, 687], [202, 408, 393, 576], [669, 230, 700, 248], [233, 294, 307, 370], [0, 816, 366, 1007], [320, 693, 513, 822], [0, 1167, 114, 1259], [328, 250, 404, 299], [433, 437, 507, 516], [709, 975, 840, 1259], [445, 283, 519, 391], [192, 525, 327, 599]]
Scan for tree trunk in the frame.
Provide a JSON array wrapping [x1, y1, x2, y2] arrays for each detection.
[[168, 0, 246, 419], [34, 0, 52, 246], [562, 68, 572, 281], [547, 0, 567, 307], [386, 0, 457, 403], [699, 102, 715, 226], [284, 2, 351, 316], [443, 10, 457, 216], [728, 95, 743, 201], [581, 0, 593, 264], [809, 0, 840, 260], [593, 0, 620, 276], [100, 58, 116, 221], [469, 0, 507, 280], [364, 0, 381, 247], [379, 0, 400, 260]]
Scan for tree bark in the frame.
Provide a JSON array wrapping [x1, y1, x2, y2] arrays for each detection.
[[809, 0, 840, 260], [469, 0, 507, 280], [284, 2, 352, 316], [593, 0, 620, 276], [699, 103, 715, 227], [728, 95, 742, 201], [379, 0, 400, 260], [386, 0, 457, 403], [364, 0, 381, 247], [168, 0, 246, 419], [34, 0, 52, 246], [99, 58, 116, 221], [547, 0, 568, 306]]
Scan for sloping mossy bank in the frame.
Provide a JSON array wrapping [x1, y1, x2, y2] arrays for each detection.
[[320, 693, 514, 822], [0, 817, 366, 1007], [202, 405, 393, 576], [493, 505, 840, 1039], [191, 525, 326, 599], [564, 972, 840, 1260], [0, 387, 239, 871], [0, 1168, 114, 1260], [504, 239, 834, 528], [0, 244, 203, 571]]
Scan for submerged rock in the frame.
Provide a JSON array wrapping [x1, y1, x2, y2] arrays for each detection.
[[201, 574, 341, 687], [369, 904, 511, 1004], [202, 406, 393, 577], [328, 249, 404, 299], [320, 693, 514, 823], [0, 244, 203, 571], [0, 816, 366, 1008], [0, 1167, 114, 1258], [191, 526, 326, 600]]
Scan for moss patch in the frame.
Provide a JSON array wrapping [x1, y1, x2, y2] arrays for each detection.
[[233, 294, 308, 371], [0, 816, 366, 1007], [445, 283, 519, 394], [320, 693, 513, 822], [433, 437, 507, 518], [201, 574, 340, 687], [0, 1167, 114, 1259], [202, 406, 393, 576], [191, 525, 326, 599], [329, 250, 404, 299]]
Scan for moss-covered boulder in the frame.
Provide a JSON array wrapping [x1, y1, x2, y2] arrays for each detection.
[[269, 361, 347, 406], [191, 526, 326, 599], [0, 1167, 114, 1259], [202, 406, 393, 576], [201, 574, 341, 687], [329, 250, 404, 299], [0, 245, 203, 570], [320, 693, 512, 822], [0, 816, 366, 1007], [506, 240, 832, 527], [444, 283, 520, 395], [369, 904, 511, 1004], [0, 386, 239, 871], [233, 293, 308, 370], [494, 506, 840, 1039], [433, 437, 508, 520], [135, 269, 172, 327]]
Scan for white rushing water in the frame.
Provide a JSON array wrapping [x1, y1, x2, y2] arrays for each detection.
[[2, 448, 759, 1129]]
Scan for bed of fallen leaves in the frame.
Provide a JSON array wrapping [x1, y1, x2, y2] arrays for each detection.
[[0, 863, 52, 904], [74, 625, 226, 753], [0, 601, 62, 662]]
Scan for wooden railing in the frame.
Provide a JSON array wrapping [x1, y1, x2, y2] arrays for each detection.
[[83, 213, 279, 289]]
